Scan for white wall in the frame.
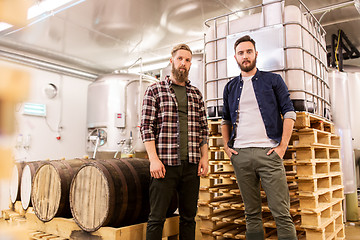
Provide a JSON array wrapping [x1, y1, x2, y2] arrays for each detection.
[[0, 60, 92, 210], [1, 61, 91, 161]]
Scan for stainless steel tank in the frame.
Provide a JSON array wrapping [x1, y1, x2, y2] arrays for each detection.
[[343, 66, 360, 189], [329, 70, 356, 194], [86, 73, 157, 158]]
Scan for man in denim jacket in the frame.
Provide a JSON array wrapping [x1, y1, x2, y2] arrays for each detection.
[[222, 35, 297, 240]]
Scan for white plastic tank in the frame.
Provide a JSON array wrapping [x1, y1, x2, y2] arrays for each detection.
[[86, 73, 157, 158], [329, 70, 357, 194], [204, 2, 330, 119], [262, 0, 283, 26], [204, 12, 262, 117], [160, 53, 204, 93], [284, 6, 308, 111]]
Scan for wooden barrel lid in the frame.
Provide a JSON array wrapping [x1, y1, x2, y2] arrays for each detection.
[[20, 164, 32, 210], [70, 164, 110, 232], [32, 164, 61, 221], [20, 161, 46, 210], [9, 162, 25, 203]]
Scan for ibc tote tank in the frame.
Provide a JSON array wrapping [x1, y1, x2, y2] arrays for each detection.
[[160, 53, 204, 94], [86, 73, 157, 158], [204, 2, 330, 119]]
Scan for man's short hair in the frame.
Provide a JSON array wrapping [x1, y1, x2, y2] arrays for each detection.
[[234, 35, 256, 52], [171, 44, 192, 57]]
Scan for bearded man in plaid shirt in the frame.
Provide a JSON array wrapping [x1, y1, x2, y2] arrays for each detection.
[[141, 43, 209, 240]]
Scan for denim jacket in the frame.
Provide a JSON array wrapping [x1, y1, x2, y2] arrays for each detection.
[[222, 69, 295, 148]]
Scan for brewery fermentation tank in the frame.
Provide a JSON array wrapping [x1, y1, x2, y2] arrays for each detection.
[[86, 73, 157, 157], [329, 68, 360, 192]]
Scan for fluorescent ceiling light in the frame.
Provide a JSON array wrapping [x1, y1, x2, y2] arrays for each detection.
[[0, 0, 85, 32], [0, 22, 12, 31], [28, 0, 78, 19]]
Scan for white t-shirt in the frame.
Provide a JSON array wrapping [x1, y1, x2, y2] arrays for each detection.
[[233, 76, 278, 148]]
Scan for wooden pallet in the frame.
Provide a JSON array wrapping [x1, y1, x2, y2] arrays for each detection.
[[262, 198, 301, 215], [294, 146, 340, 161], [199, 221, 236, 239], [200, 113, 345, 240], [294, 112, 335, 134], [198, 192, 237, 206], [298, 186, 344, 210], [209, 136, 224, 148], [263, 214, 303, 230], [19, 212, 179, 240], [266, 230, 306, 240], [208, 119, 222, 136], [296, 160, 341, 176], [291, 128, 340, 148], [208, 149, 230, 160], [7, 201, 30, 217], [297, 176, 331, 193], [297, 174, 343, 193], [304, 212, 345, 240], [300, 199, 343, 229], [210, 209, 243, 222], [29, 231, 66, 240], [200, 221, 277, 240], [208, 160, 234, 172], [294, 128, 332, 146]]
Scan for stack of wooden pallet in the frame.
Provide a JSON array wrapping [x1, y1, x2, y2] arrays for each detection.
[[291, 112, 345, 240], [198, 112, 345, 239], [2, 201, 180, 240], [199, 119, 304, 239]]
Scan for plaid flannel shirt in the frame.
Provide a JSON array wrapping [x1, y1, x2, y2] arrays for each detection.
[[141, 78, 208, 166]]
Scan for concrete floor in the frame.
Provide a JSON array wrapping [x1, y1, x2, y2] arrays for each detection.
[[195, 207, 360, 240], [345, 221, 360, 240], [1, 208, 360, 239], [344, 206, 360, 240]]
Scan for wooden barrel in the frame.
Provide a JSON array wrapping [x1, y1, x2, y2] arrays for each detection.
[[9, 161, 26, 203], [31, 159, 89, 221], [20, 161, 46, 210], [70, 158, 152, 232]]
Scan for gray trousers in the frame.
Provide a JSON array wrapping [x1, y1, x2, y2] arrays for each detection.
[[231, 147, 297, 240]]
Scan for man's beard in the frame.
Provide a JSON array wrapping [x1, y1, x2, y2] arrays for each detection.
[[172, 62, 189, 83], [238, 57, 256, 72]]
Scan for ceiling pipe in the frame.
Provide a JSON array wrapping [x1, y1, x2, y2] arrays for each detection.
[[355, 0, 360, 14], [310, 1, 355, 15], [321, 16, 360, 27], [0, 49, 98, 81]]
